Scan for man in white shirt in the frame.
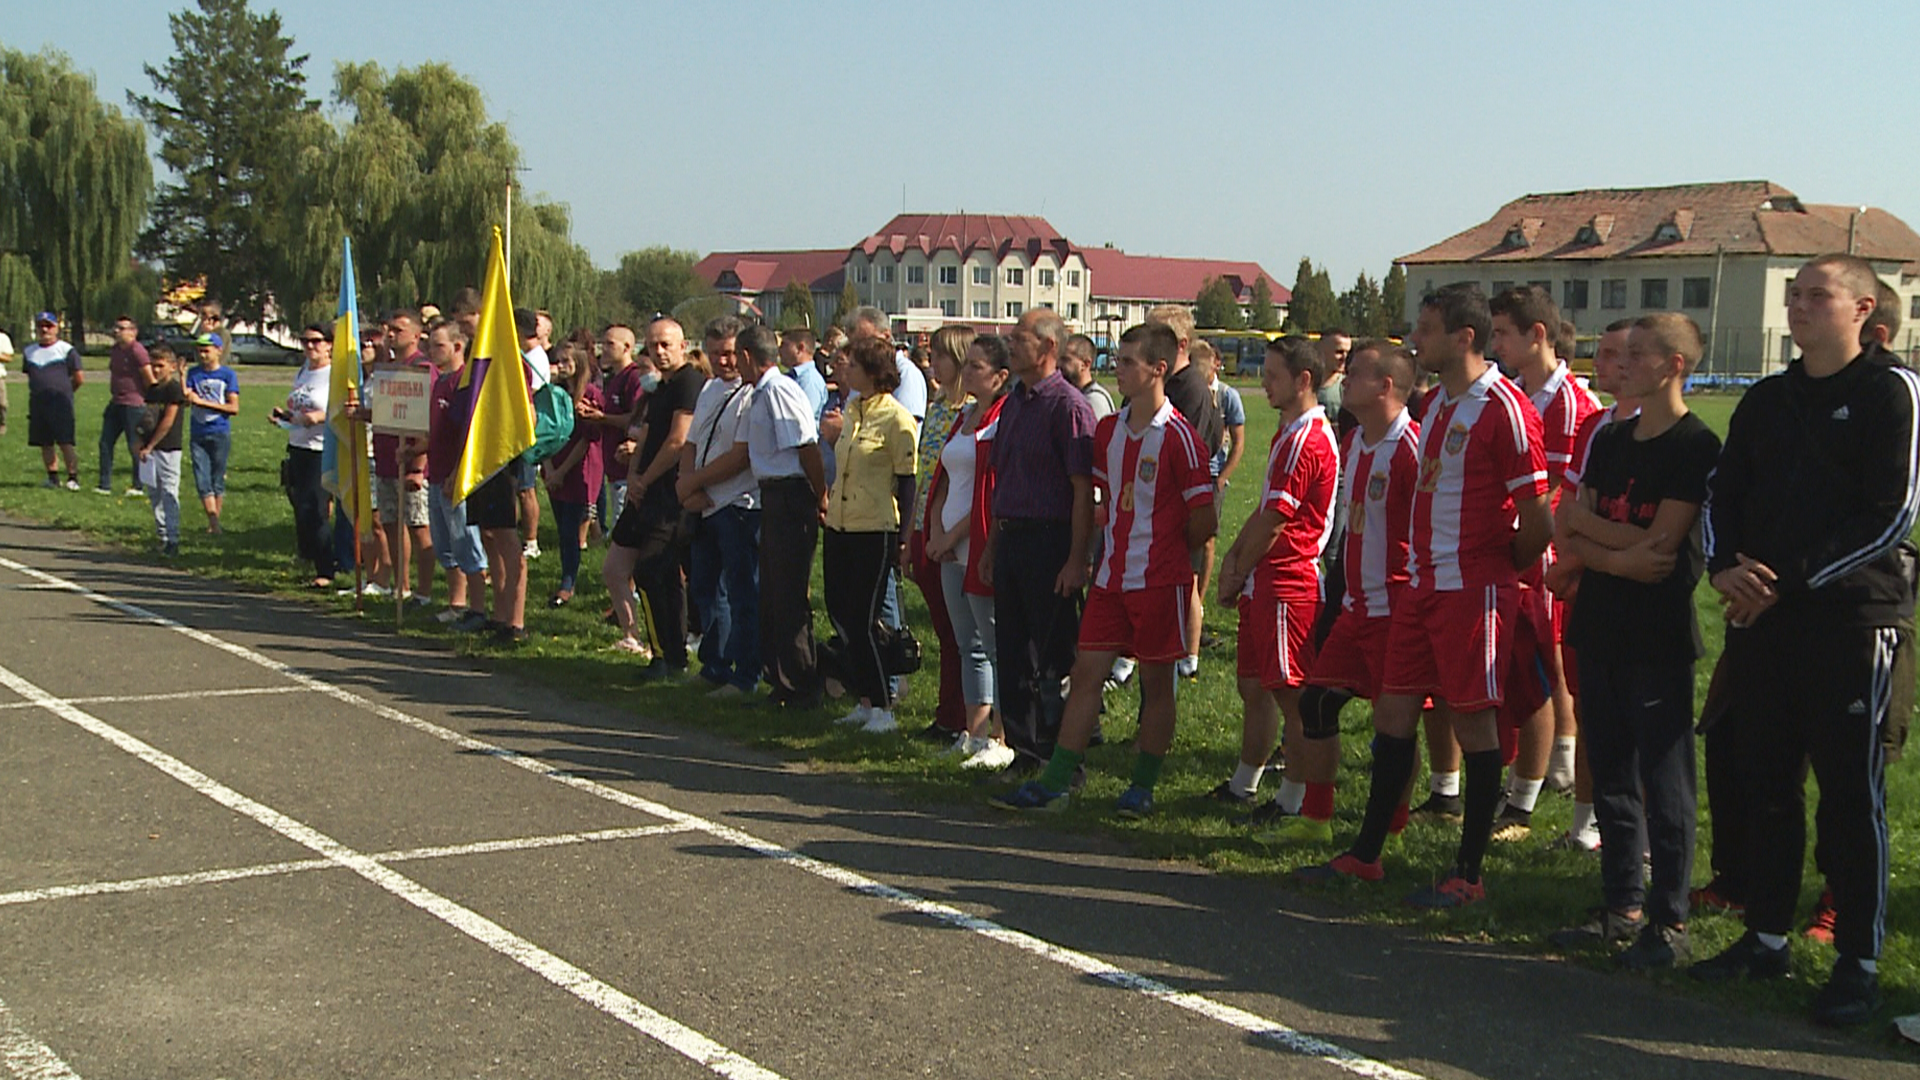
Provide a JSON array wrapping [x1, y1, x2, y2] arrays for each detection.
[[678, 316, 761, 697], [735, 322, 827, 708], [0, 324, 12, 437], [516, 309, 552, 560]]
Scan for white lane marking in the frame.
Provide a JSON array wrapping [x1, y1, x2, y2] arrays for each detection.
[[0, 664, 783, 1080], [0, 823, 696, 909], [0, 686, 308, 712], [0, 553, 1430, 1080], [0, 994, 84, 1079]]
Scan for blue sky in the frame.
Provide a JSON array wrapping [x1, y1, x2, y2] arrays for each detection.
[[15, 0, 1920, 288]]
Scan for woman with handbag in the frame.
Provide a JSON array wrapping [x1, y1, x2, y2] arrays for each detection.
[[825, 335, 919, 734], [925, 334, 1017, 770], [278, 324, 335, 588]]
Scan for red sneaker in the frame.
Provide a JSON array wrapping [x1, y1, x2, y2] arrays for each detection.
[[1294, 852, 1385, 884], [1408, 872, 1486, 909], [1689, 879, 1745, 915], [1803, 888, 1836, 945]]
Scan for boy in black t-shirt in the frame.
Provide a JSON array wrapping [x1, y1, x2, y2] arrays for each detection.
[[1549, 313, 1721, 970], [138, 344, 188, 556]]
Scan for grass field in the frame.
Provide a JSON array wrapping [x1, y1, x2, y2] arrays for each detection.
[[4, 366, 1915, 1030]]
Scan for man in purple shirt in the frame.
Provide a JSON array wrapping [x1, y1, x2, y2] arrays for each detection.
[[97, 316, 152, 495], [979, 307, 1096, 770]]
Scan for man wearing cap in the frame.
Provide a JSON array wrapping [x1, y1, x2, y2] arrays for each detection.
[[97, 315, 154, 496], [23, 313, 83, 489]]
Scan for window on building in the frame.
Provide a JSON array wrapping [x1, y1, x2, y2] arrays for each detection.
[[1911, 295, 1920, 320], [1097, 302, 1109, 317], [1037, 268, 1055, 288], [1067, 269, 1081, 288], [1682, 277, 1712, 309], [1492, 280, 1515, 295], [906, 265, 924, 285], [1601, 279, 1627, 309], [1005, 301, 1023, 318], [1563, 280, 1589, 311], [1529, 280, 1551, 292], [1066, 302, 1080, 319], [1641, 278, 1669, 309], [938, 266, 958, 285], [1005, 267, 1024, 286], [877, 264, 894, 284], [1039, 302, 1053, 311], [972, 300, 991, 318], [940, 299, 957, 316], [854, 266, 868, 284], [972, 265, 991, 286]]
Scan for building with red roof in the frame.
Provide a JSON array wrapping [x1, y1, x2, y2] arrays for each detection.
[[1400, 181, 1920, 374], [696, 213, 1285, 339]]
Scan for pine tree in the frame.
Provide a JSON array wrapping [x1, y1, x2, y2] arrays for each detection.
[[133, 0, 315, 329], [835, 278, 859, 327], [779, 279, 814, 329], [1283, 257, 1339, 334], [1194, 276, 1246, 329], [1381, 264, 1409, 336], [1247, 276, 1281, 331]]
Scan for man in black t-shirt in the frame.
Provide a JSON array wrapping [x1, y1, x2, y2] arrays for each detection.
[[1147, 305, 1222, 677], [602, 316, 704, 677], [1550, 313, 1720, 972]]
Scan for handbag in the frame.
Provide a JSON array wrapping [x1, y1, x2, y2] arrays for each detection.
[[874, 620, 922, 676]]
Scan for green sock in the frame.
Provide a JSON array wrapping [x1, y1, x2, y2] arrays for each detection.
[[1129, 751, 1165, 791], [1038, 747, 1085, 793]]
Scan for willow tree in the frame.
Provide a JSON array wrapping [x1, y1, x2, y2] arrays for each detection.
[[132, 0, 316, 330], [0, 47, 150, 339], [274, 61, 599, 330]]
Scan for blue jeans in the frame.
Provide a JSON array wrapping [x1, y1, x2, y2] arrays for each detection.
[[98, 403, 145, 490], [689, 505, 762, 691], [553, 499, 590, 591], [189, 429, 230, 497]]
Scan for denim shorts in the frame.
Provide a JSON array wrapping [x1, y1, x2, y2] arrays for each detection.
[[429, 486, 488, 573], [189, 430, 230, 497]]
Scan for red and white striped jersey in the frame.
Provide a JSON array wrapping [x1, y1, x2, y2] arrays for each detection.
[[1339, 409, 1421, 617], [1563, 402, 1637, 489], [1409, 365, 1549, 591], [1253, 404, 1340, 600], [1091, 401, 1213, 591], [1530, 361, 1602, 489]]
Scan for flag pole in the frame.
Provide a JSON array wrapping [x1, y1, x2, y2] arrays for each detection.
[[503, 174, 513, 285]]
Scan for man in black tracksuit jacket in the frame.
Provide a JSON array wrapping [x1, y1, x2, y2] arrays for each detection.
[[1693, 254, 1920, 1026]]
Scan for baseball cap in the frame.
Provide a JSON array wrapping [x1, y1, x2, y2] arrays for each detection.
[[194, 332, 224, 348], [34, 311, 56, 326]]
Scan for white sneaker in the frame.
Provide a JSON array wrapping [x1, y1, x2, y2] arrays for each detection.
[[942, 732, 984, 757], [686, 632, 704, 655], [435, 607, 464, 624], [835, 703, 872, 726], [962, 740, 1017, 771], [63, 478, 81, 491], [1175, 655, 1199, 679], [860, 708, 898, 734], [523, 540, 541, 560], [361, 581, 392, 597], [1108, 656, 1137, 686]]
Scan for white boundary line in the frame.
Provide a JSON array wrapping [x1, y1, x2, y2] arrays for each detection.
[[0, 554, 1429, 1080], [0, 662, 784, 1080], [0, 994, 83, 1080], [0, 823, 696, 909], [0, 686, 309, 712]]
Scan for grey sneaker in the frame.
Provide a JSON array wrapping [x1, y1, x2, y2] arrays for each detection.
[[1617, 922, 1688, 971], [1549, 907, 1644, 951]]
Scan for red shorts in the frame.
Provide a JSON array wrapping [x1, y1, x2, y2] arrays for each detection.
[[1380, 583, 1517, 713], [1079, 583, 1191, 663], [1497, 586, 1551, 731], [1237, 592, 1319, 690], [1305, 608, 1392, 699]]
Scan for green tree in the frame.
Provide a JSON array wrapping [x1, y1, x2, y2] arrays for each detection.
[[0, 47, 151, 341], [778, 278, 814, 329], [599, 246, 707, 325], [1282, 257, 1338, 334], [272, 61, 601, 331], [1246, 275, 1281, 331], [1338, 271, 1387, 338], [1381, 263, 1409, 336], [835, 278, 859, 326], [1194, 275, 1246, 329], [132, 0, 315, 330]]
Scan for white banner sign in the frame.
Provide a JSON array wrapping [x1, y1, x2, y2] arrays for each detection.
[[370, 367, 433, 434]]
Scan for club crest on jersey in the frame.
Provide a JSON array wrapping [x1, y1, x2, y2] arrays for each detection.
[[1367, 471, 1387, 500], [1444, 423, 1469, 455], [1139, 456, 1158, 483]]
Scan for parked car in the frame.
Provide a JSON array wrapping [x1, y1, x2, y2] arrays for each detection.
[[139, 323, 195, 352], [227, 332, 300, 366]]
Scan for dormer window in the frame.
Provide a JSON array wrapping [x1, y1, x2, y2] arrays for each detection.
[[1575, 225, 1600, 245], [1653, 223, 1683, 242], [1503, 225, 1530, 249]]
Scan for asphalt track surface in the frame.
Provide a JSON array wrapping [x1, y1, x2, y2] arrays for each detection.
[[0, 516, 1912, 1079]]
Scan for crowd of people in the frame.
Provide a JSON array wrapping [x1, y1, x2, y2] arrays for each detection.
[[7, 251, 1914, 1030]]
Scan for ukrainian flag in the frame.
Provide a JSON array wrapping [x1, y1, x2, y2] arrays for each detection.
[[321, 236, 372, 531]]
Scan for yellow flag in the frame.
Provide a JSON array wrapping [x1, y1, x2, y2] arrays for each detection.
[[450, 228, 534, 503], [322, 235, 372, 532]]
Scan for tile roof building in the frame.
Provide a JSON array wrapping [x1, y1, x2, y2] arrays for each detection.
[[1399, 181, 1920, 374], [697, 213, 1286, 340]]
